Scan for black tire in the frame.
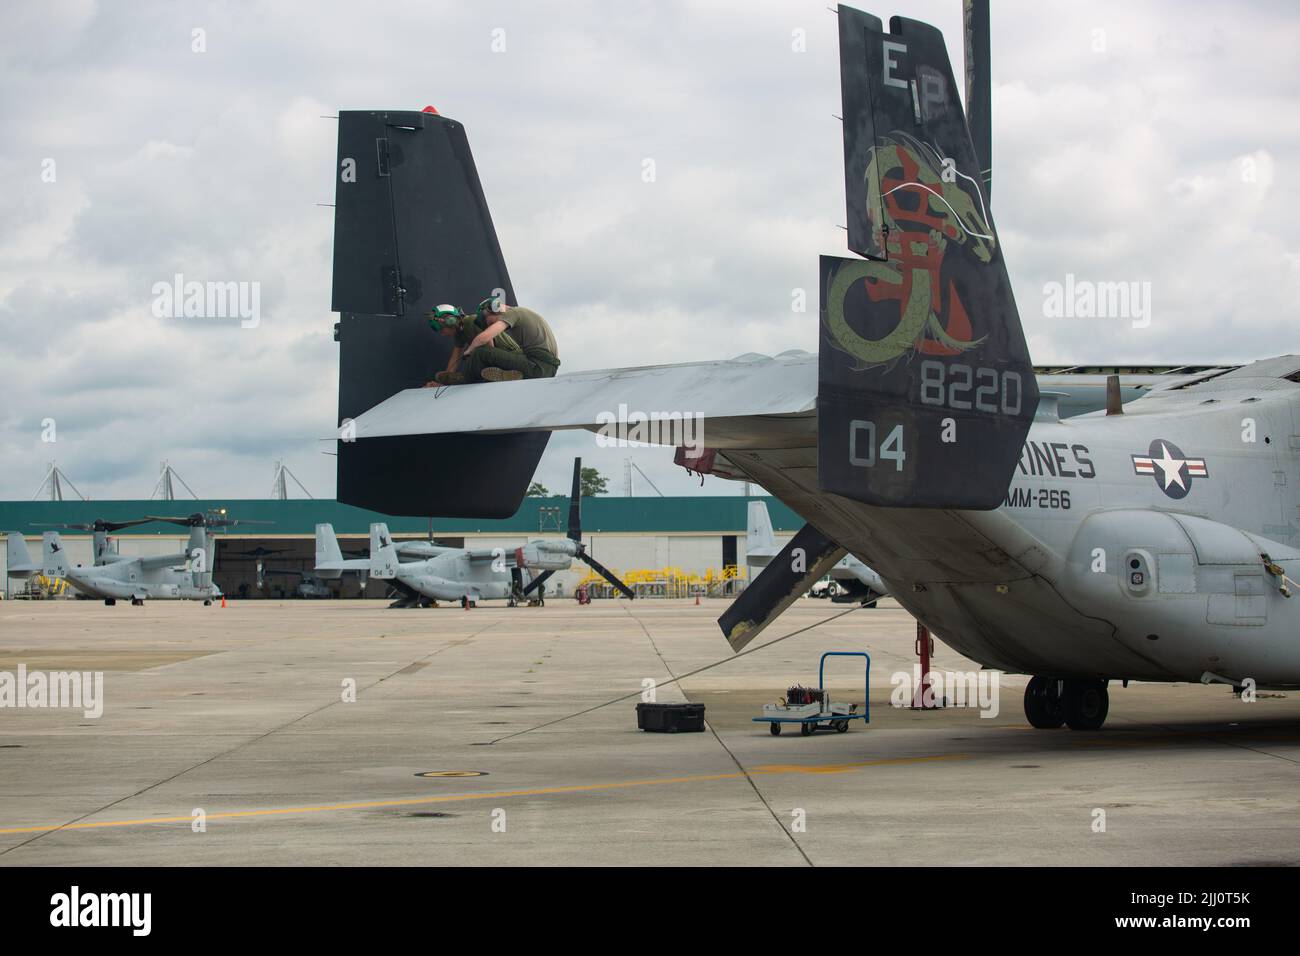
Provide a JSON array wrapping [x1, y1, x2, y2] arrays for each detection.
[[1023, 676, 1065, 729], [834, 720, 849, 733], [1062, 679, 1109, 731], [105, 598, 116, 606], [769, 723, 781, 736], [800, 722, 813, 736]]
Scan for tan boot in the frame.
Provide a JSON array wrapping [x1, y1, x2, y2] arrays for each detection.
[[480, 367, 524, 382], [434, 370, 466, 385]]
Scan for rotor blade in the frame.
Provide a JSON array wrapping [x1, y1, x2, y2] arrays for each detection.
[[522, 569, 554, 596], [99, 518, 153, 532], [144, 515, 198, 526], [567, 457, 582, 541], [580, 553, 635, 600]]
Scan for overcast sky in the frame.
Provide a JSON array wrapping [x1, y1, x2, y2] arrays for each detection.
[[2, 0, 1297, 503]]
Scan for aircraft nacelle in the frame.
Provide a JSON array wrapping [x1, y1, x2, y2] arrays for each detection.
[[516, 539, 578, 571], [1057, 510, 1300, 685]]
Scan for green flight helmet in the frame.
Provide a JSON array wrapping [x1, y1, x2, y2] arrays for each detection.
[[428, 304, 465, 331], [475, 295, 505, 320]]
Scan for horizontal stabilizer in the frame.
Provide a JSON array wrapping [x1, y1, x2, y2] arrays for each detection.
[[719, 523, 846, 652]]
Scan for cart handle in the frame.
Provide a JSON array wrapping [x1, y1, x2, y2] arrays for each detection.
[[818, 651, 871, 724]]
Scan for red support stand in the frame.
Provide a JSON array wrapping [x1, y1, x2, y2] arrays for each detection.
[[912, 621, 938, 709]]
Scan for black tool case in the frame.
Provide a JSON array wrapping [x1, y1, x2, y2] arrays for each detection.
[[636, 702, 706, 733]]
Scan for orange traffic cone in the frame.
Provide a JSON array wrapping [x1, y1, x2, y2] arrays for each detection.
[[220, 596, 226, 608]]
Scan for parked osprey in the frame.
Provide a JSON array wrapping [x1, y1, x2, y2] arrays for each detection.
[[40, 511, 257, 605], [368, 458, 634, 607], [326, 5, 1300, 730], [254, 523, 371, 598]]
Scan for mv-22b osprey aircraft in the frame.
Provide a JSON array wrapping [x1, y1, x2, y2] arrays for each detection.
[[37, 512, 255, 605], [325, 5, 1299, 731], [366, 459, 635, 607]]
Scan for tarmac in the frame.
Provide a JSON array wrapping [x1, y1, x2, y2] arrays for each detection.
[[0, 596, 1297, 866]]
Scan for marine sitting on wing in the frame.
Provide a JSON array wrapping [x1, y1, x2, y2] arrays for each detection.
[[425, 296, 561, 386]]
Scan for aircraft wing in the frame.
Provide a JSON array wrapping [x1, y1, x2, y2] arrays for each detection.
[[395, 542, 462, 559], [345, 356, 1207, 451], [348, 353, 818, 449], [263, 567, 305, 578], [138, 551, 191, 571]]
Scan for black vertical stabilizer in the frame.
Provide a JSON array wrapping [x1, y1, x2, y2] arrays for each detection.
[[838, 6, 887, 261], [331, 109, 548, 517], [818, 12, 1037, 510], [963, 0, 992, 203]]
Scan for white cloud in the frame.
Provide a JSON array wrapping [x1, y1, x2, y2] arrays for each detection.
[[1, 0, 1298, 501]]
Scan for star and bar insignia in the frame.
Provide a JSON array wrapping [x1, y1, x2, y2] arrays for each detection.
[[1132, 439, 1207, 500]]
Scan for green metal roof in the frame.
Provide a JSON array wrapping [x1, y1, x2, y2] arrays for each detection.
[[0, 496, 805, 537]]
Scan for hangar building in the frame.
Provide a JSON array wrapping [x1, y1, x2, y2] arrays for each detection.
[[0, 496, 802, 600]]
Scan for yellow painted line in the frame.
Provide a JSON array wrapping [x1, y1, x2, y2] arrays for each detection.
[[1071, 732, 1300, 748], [0, 753, 967, 836]]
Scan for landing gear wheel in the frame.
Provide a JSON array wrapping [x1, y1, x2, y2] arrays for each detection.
[[800, 722, 813, 737], [104, 598, 116, 606], [131, 598, 144, 607], [1062, 679, 1109, 731], [769, 723, 781, 736], [834, 720, 849, 733], [1023, 676, 1065, 729]]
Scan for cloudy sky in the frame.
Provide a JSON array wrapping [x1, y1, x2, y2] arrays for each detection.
[[2, 0, 1297, 503]]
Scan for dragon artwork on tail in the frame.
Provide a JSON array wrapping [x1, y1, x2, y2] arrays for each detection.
[[824, 132, 994, 370]]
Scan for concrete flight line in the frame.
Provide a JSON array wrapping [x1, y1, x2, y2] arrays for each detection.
[[0, 753, 968, 837]]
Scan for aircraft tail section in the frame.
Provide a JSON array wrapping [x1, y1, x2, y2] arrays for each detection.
[[745, 500, 780, 566], [368, 523, 399, 580], [315, 523, 370, 579], [316, 523, 343, 566], [331, 108, 548, 518], [5, 534, 39, 577], [42, 532, 71, 578], [818, 8, 1038, 509]]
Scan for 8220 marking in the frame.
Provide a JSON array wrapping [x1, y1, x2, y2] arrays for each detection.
[[919, 360, 1023, 415]]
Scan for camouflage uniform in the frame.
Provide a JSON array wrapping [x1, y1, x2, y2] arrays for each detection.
[[462, 306, 561, 383]]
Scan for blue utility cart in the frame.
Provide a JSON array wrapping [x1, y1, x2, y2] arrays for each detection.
[[753, 651, 871, 737]]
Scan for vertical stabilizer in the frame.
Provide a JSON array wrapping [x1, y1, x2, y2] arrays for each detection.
[[331, 109, 548, 517], [818, 10, 1037, 510]]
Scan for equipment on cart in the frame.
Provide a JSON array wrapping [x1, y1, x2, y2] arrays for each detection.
[[754, 652, 871, 737]]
